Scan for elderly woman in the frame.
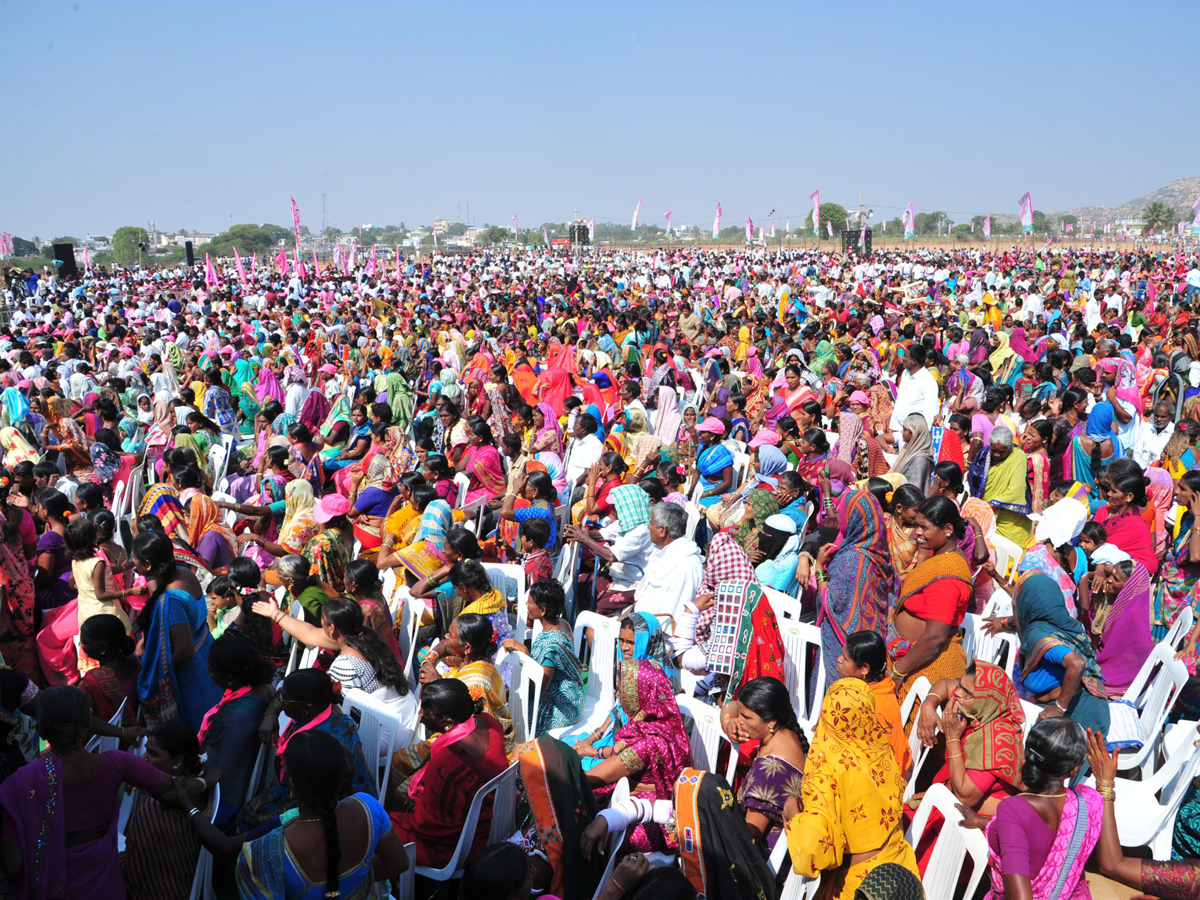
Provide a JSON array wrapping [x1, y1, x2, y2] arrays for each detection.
[[1078, 548, 1155, 698], [969, 425, 1033, 545]]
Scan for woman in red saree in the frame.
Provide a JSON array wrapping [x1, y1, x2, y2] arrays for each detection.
[[535, 367, 574, 417], [1093, 469, 1159, 575], [389, 679, 509, 867], [456, 418, 507, 506]]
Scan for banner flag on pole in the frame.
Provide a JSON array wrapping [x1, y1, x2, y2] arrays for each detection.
[[205, 253, 219, 287], [290, 197, 302, 254], [712, 203, 722, 239], [275, 247, 288, 275], [395, 245, 402, 281], [902, 202, 915, 240], [312, 249, 322, 279], [512, 215, 519, 240], [664, 210, 672, 235], [745, 217, 753, 242], [542, 225, 550, 245], [631, 199, 642, 230], [809, 190, 820, 235], [366, 247, 377, 276], [769, 222, 776, 238], [588, 218, 595, 241], [234, 247, 247, 285], [983, 216, 991, 239], [1018, 191, 1034, 233], [785, 216, 790, 234], [295, 251, 306, 282], [431, 226, 438, 252], [826, 221, 833, 238], [349, 240, 357, 271], [83, 245, 91, 275]]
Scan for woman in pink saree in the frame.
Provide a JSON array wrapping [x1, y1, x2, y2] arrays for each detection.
[[579, 659, 691, 852], [531, 403, 563, 456], [457, 418, 507, 506]]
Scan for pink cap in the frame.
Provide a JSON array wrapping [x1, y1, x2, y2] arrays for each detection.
[[695, 416, 726, 436], [318, 363, 337, 375], [748, 430, 780, 448], [849, 391, 870, 405], [314, 493, 350, 523]]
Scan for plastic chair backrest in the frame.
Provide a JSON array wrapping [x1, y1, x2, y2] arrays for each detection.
[[677, 695, 739, 784], [1165, 607, 1194, 653], [394, 843, 417, 900], [684, 502, 701, 542], [341, 687, 411, 802], [766, 587, 803, 623], [989, 534, 1024, 582], [86, 698, 127, 754], [899, 677, 931, 760], [414, 762, 521, 880], [453, 473, 469, 507], [778, 620, 825, 728], [573, 612, 620, 709], [1124, 642, 1177, 709], [591, 779, 630, 900], [555, 541, 582, 621], [484, 562, 527, 627], [186, 783, 220, 900], [906, 783, 989, 900], [501, 651, 544, 745]]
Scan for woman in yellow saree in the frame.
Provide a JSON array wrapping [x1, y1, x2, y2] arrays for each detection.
[[783, 679, 918, 900]]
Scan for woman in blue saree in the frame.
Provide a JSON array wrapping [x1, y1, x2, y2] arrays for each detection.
[[132, 531, 223, 732], [1068, 401, 1120, 509], [694, 417, 734, 509]]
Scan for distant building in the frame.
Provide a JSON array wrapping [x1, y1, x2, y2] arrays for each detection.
[[173, 233, 215, 247]]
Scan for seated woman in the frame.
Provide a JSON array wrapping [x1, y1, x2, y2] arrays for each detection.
[[722, 677, 808, 855], [342, 558, 402, 659], [347, 423, 399, 555], [575, 659, 691, 852], [394, 613, 513, 779], [217, 446, 293, 568], [423, 453, 460, 507], [875, 482, 925, 578], [704, 444, 789, 530], [887, 496, 973, 722], [78, 614, 140, 726], [268, 553, 329, 624], [1078, 552, 1155, 698], [913, 661, 1026, 820], [836, 631, 910, 773], [178, 473, 236, 574], [501, 580, 584, 735], [443, 558, 510, 646], [572, 451, 629, 525], [1092, 467, 1159, 576], [404, 528, 483, 647], [456, 416, 508, 507], [198, 634, 275, 827], [379, 483, 454, 584], [982, 719, 1101, 900], [754, 513, 802, 594], [388, 679, 509, 868], [783, 678, 918, 900], [693, 417, 734, 509], [121, 722, 214, 900], [987, 572, 1111, 736], [0, 686, 210, 900], [319, 401, 371, 473], [986, 493, 1087, 616], [242, 669, 374, 830], [497, 468, 559, 556], [606, 408, 660, 480], [231, 729, 408, 900]]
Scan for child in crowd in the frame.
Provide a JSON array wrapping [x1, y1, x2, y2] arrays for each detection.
[[520, 518, 553, 586]]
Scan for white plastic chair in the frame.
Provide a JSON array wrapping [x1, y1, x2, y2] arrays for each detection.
[[414, 761, 521, 881], [1019, 699, 1041, 739], [766, 587, 803, 622], [186, 783, 220, 900], [484, 562, 528, 643], [390, 843, 418, 900], [341, 688, 416, 803], [961, 613, 1018, 679], [549, 611, 620, 742], [980, 590, 1013, 620], [988, 533, 1024, 582], [769, 837, 820, 899], [500, 650, 545, 745], [1088, 723, 1200, 857], [731, 451, 751, 490], [677, 695, 739, 783], [554, 540, 582, 621], [1116, 644, 1188, 775], [899, 676, 931, 763], [86, 699, 127, 753], [905, 783, 989, 900], [591, 779, 630, 900], [779, 620, 825, 730], [1164, 607, 1194, 653], [453, 472, 470, 507], [683, 501, 701, 542]]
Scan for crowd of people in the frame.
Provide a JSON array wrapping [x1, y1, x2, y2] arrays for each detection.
[[0, 240, 1198, 899]]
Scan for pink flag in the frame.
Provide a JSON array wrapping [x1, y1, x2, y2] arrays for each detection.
[[809, 190, 820, 235], [357, 221, 362, 238], [664, 210, 673, 234], [512, 215, 519, 240], [333, 244, 342, 269], [83, 245, 91, 275], [1018, 191, 1034, 233], [312, 249, 322, 279], [234, 246, 248, 285], [632, 198, 642, 230], [366, 247, 377, 276], [588, 218, 595, 241], [882, 219, 886, 233], [542, 225, 549, 245], [970, 221, 974, 233], [983, 216, 991, 239], [745, 216, 753, 241], [252, 252, 257, 274], [274, 247, 288, 275], [859, 217, 866, 246], [1065, 223, 1074, 233], [395, 245, 402, 280], [757, 227, 764, 243], [785, 216, 790, 234], [826, 221, 833, 238], [1039, 238, 1054, 251], [432, 226, 439, 252], [712, 202, 722, 239], [290, 197, 302, 253], [205, 253, 220, 287], [769, 222, 776, 238], [295, 251, 307, 282], [349, 240, 357, 271]]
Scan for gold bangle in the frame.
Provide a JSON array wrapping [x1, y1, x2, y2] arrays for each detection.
[[947, 753, 962, 759], [947, 738, 962, 744]]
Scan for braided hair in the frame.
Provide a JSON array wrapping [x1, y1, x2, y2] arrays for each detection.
[[282, 730, 351, 899], [736, 676, 810, 754], [322, 596, 410, 696]]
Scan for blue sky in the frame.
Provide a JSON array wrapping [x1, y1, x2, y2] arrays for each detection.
[[4, 0, 1197, 237]]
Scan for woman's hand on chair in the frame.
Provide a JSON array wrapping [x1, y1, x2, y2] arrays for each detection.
[[916, 698, 943, 748], [1085, 728, 1119, 783]]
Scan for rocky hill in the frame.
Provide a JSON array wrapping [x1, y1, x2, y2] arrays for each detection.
[[1053, 176, 1200, 224]]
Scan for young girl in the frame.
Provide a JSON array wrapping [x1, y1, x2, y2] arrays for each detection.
[[657, 460, 688, 507], [210, 557, 286, 671], [65, 518, 133, 674], [78, 613, 140, 726], [835, 630, 910, 774]]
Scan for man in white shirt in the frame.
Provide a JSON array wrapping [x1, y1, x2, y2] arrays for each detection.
[[887, 344, 939, 444], [563, 412, 603, 500], [633, 504, 705, 656], [1132, 400, 1175, 468], [563, 485, 655, 610]]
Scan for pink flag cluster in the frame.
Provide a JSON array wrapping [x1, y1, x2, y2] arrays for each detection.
[[0, 233, 13, 256]]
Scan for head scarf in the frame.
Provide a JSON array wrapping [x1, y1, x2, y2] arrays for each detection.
[[890, 413, 934, 487], [834, 410, 865, 464], [959, 661, 1025, 789], [89, 441, 122, 484], [750, 445, 788, 490], [733, 489, 779, 547], [610, 660, 690, 805], [187, 494, 236, 551], [1085, 401, 1115, 441], [610, 484, 651, 536], [764, 397, 790, 429]]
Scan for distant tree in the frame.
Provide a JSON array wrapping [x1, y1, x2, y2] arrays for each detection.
[[112, 226, 150, 265], [1061, 214, 1078, 226], [1031, 209, 1050, 234], [804, 202, 848, 238], [12, 237, 40, 257], [50, 236, 80, 246], [1142, 202, 1177, 233], [478, 226, 509, 247], [322, 226, 344, 239], [445, 223, 468, 237], [202, 224, 291, 257]]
